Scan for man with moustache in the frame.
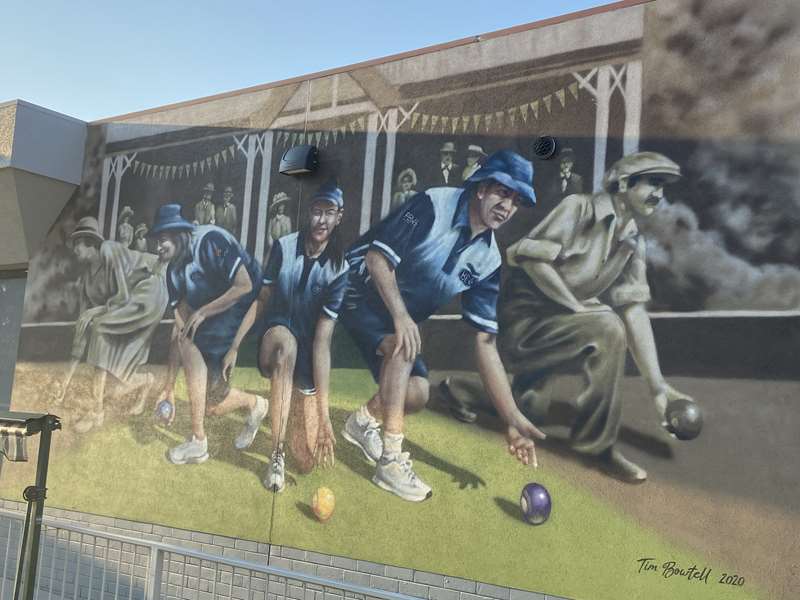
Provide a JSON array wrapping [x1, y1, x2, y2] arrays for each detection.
[[441, 152, 695, 482], [339, 150, 546, 502]]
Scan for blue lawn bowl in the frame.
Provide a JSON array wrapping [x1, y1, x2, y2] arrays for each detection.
[[520, 483, 552, 525], [155, 400, 174, 425]]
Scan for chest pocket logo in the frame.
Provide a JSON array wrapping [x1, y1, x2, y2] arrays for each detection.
[[458, 263, 480, 287], [311, 283, 323, 296]]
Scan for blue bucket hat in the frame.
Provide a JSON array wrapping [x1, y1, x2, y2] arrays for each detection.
[[465, 150, 536, 207], [311, 180, 344, 209], [149, 204, 195, 236]]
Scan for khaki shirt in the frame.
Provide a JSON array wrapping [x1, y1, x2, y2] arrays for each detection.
[[506, 193, 651, 307]]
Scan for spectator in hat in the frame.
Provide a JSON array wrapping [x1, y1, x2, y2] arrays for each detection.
[[339, 150, 545, 502], [547, 147, 584, 200], [53, 216, 169, 432], [117, 206, 134, 248], [392, 168, 418, 210], [216, 185, 238, 235], [240, 180, 349, 492], [133, 223, 149, 252], [150, 204, 266, 465], [441, 152, 695, 483], [194, 182, 216, 226], [462, 144, 487, 181], [431, 141, 460, 187]]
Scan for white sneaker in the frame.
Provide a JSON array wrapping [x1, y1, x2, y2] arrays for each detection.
[[342, 410, 382, 465], [168, 436, 209, 465], [264, 450, 285, 492], [372, 452, 432, 502], [235, 395, 268, 450]]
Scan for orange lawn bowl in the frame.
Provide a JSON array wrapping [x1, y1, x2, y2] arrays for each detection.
[[312, 487, 335, 522]]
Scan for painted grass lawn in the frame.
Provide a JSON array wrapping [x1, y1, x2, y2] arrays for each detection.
[[1, 368, 765, 600]]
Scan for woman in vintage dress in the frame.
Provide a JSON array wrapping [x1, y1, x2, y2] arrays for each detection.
[[55, 216, 169, 432]]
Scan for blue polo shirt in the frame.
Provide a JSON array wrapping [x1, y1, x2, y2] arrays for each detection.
[[167, 225, 261, 310], [262, 232, 350, 342], [343, 187, 501, 334]]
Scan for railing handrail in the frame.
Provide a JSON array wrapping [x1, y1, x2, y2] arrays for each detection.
[[0, 508, 416, 600]]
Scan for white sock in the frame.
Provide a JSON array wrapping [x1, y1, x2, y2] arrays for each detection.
[[382, 432, 404, 459]]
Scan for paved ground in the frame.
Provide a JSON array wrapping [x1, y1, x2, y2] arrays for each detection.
[[427, 371, 800, 599]]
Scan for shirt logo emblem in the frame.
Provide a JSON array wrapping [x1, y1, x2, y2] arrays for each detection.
[[311, 283, 323, 296], [458, 263, 480, 287], [402, 212, 419, 227]]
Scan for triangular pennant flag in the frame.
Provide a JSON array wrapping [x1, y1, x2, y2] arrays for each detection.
[[556, 89, 566, 108], [568, 81, 579, 100], [543, 95, 552, 113], [282, 132, 290, 146], [519, 103, 529, 123], [214, 153, 220, 167], [411, 113, 420, 129], [452, 117, 459, 134], [332, 129, 339, 143], [472, 114, 481, 131], [485, 113, 493, 131], [229, 144, 236, 158], [313, 131, 321, 146], [171, 166, 177, 179], [206, 157, 213, 170], [133, 160, 140, 174], [530, 100, 539, 119], [347, 121, 355, 135], [431, 115, 439, 131], [495, 111, 505, 129], [461, 116, 469, 132], [421, 114, 430, 131], [323, 131, 330, 146], [144, 164, 151, 177], [221, 148, 229, 163], [441, 116, 449, 132], [199, 161, 205, 174], [507, 108, 516, 129], [288, 133, 296, 146], [193, 162, 198, 175], [339, 125, 347, 139], [357, 116, 366, 131], [178, 166, 184, 179]]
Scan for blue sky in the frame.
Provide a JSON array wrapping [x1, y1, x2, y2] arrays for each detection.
[[5, 1, 609, 122]]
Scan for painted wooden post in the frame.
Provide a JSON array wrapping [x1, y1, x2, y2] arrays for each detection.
[[359, 112, 380, 234]]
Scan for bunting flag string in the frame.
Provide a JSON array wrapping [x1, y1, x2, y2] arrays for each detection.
[[398, 80, 578, 134]]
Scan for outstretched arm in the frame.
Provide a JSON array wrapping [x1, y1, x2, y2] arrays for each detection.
[[312, 316, 336, 467], [620, 302, 693, 418], [474, 331, 546, 467]]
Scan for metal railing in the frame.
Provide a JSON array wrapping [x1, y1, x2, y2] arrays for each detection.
[[0, 509, 413, 600]]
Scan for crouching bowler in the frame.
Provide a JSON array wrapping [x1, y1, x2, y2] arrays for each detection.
[[340, 150, 547, 502]]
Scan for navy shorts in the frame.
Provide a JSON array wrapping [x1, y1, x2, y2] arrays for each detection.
[[339, 304, 428, 383], [256, 317, 316, 395]]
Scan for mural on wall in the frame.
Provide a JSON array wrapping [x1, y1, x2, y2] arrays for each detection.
[[3, 2, 799, 600]]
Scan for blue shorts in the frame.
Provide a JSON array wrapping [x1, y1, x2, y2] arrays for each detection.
[[256, 316, 316, 395], [339, 304, 428, 383]]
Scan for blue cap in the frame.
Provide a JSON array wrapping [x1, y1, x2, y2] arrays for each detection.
[[311, 181, 344, 209], [465, 150, 536, 207], [149, 204, 195, 236]]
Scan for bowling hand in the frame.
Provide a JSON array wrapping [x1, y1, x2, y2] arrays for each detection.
[[654, 383, 694, 425], [506, 412, 547, 468], [222, 348, 238, 382], [314, 417, 336, 469], [154, 388, 176, 426], [575, 298, 612, 314]]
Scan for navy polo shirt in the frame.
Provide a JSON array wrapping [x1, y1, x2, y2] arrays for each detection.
[[343, 187, 501, 334], [262, 232, 349, 344], [167, 225, 261, 310]]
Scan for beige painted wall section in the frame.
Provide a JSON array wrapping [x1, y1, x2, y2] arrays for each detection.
[[0, 168, 76, 268]]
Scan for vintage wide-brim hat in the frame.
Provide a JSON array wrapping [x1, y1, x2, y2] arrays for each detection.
[[149, 204, 195, 236], [119, 206, 134, 220], [311, 180, 344, 209], [440, 142, 457, 153], [465, 149, 536, 207], [134, 223, 148, 236], [270, 192, 291, 212], [397, 167, 418, 187], [467, 144, 487, 157], [70, 216, 105, 244], [603, 151, 681, 190]]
